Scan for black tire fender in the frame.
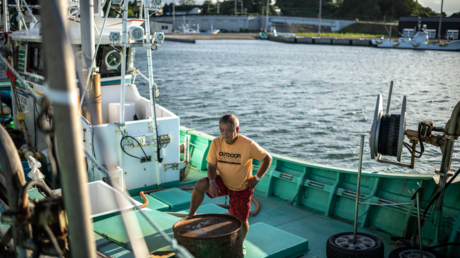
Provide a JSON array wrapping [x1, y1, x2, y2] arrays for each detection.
[[326, 232, 384, 258]]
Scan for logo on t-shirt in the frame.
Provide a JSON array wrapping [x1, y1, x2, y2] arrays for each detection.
[[218, 152, 241, 165], [219, 152, 241, 158]]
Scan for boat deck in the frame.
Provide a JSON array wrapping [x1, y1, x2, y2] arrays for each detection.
[[181, 188, 397, 257]]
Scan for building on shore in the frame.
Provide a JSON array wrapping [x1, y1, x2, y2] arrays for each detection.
[[151, 21, 173, 33], [399, 17, 460, 39]]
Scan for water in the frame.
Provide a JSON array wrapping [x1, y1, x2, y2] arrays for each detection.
[[135, 40, 460, 174]]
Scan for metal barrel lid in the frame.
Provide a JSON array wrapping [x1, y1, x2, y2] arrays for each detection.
[[173, 213, 242, 239]]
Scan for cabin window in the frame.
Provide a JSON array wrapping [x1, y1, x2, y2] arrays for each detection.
[[447, 30, 459, 40], [27, 42, 44, 76], [403, 29, 414, 38], [426, 29, 436, 39]]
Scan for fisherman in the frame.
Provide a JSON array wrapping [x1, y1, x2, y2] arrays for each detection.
[[188, 114, 272, 256]]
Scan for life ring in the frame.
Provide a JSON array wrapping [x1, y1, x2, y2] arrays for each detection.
[[439, 43, 447, 47], [412, 43, 419, 47], [392, 43, 400, 47]]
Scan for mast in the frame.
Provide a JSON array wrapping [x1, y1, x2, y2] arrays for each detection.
[[265, 0, 269, 32], [3, 0, 8, 32], [437, 0, 444, 41], [318, 0, 322, 36], [41, 0, 96, 257], [80, 0, 96, 121], [120, 0, 128, 123]]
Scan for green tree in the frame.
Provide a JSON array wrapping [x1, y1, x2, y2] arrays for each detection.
[[451, 12, 460, 17]]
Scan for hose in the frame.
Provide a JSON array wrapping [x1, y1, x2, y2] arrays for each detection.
[[141, 186, 262, 217], [19, 180, 53, 209], [120, 135, 150, 161], [139, 191, 148, 209]]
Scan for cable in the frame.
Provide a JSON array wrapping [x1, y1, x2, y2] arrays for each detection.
[[120, 135, 150, 161], [403, 123, 426, 158]]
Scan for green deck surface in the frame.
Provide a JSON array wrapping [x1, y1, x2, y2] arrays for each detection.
[[94, 232, 134, 258], [149, 188, 191, 210], [245, 223, 309, 258], [93, 209, 181, 253], [132, 195, 169, 211]]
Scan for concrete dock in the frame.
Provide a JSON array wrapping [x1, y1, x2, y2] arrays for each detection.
[[164, 33, 376, 47], [165, 33, 261, 43]]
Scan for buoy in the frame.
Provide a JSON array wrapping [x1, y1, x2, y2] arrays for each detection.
[[24, 151, 34, 159], [1, 106, 11, 115], [16, 112, 26, 122]]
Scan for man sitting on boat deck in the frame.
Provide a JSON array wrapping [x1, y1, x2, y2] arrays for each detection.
[[188, 114, 272, 255]]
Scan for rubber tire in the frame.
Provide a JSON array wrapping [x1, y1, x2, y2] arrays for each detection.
[[388, 247, 444, 258], [326, 232, 384, 258], [378, 114, 400, 156]]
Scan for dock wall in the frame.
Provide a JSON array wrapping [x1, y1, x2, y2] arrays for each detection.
[[269, 36, 372, 47]]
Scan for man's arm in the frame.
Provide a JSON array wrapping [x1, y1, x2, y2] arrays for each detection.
[[208, 162, 220, 197], [246, 153, 273, 189]]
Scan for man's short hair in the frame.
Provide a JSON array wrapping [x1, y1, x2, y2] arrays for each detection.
[[219, 114, 239, 129]]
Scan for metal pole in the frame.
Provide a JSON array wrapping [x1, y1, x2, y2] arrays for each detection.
[[217, 1, 219, 14], [21, 0, 37, 23], [353, 135, 365, 244], [41, 1, 96, 257], [265, 0, 269, 32], [241, 1, 243, 15], [318, 0, 322, 36], [386, 81, 393, 114], [173, 1, 175, 28], [416, 189, 423, 257], [144, 5, 161, 187], [234, 0, 237, 15], [438, 0, 444, 41], [3, 0, 8, 32], [119, 1, 127, 123], [80, 0, 95, 106]]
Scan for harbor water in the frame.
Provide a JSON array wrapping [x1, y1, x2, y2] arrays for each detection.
[[134, 40, 460, 175]]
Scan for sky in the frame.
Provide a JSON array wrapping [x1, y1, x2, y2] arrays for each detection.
[[160, 0, 460, 16]]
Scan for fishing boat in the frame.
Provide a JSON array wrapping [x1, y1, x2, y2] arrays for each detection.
[[372, 25, 460, 51], [0, 1, 459, 258]]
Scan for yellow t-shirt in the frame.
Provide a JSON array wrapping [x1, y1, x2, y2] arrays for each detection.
[[206, 135, 267, 191]]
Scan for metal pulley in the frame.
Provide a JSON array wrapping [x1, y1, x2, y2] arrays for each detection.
[[370, 92, 407, 162]]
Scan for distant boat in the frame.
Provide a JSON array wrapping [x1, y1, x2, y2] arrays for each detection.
[[372, 25, 460, 51], [202, 30, 220, 34], [259, 32, 268, 39]]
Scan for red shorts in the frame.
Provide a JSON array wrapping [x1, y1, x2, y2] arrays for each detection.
[[205, 176, 253, 222]]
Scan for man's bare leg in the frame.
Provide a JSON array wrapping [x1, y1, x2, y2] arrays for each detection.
[[188, 179, 209, 217], [241, 220, 249, 243]]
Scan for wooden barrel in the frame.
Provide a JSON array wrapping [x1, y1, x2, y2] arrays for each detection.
[[172, 214, 243, 258]]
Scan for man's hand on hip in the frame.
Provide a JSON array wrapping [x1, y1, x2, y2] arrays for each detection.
[[209, 180, 220, 197], [245, 176, 259, 189]]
